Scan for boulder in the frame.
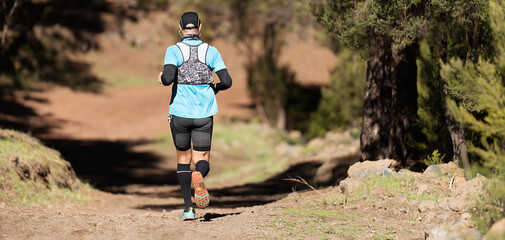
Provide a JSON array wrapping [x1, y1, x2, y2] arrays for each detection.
[[275, 142, 303, 157], [457, 174, 486, 196], [419, 201, 436, 213], [452, 176, 466, 189], [423, 162, 465, 178], [425, 213, 481, 240], [347, 159, 396, 178], [417, 183, 430, 195], [486, 218, 505, 239], [398, 168, 423, 178], [448, 196, 470, 212], [339, 178, 363, 194]]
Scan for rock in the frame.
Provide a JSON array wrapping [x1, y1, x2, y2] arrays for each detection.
[[347, 159, 396, 178], [324, 131, 351, 145], [424, 164, 442, 177], [449, 197, 470, 212], [417, 183, 430, 195], [426, 213, 481, 240], [450, 213, 475, 231], [382, 168, 393, 176], [313, 160, 338, 184], [487, 218, 505, 239], [437, 197, 451, 210], [424, 162, 465, 178], [306, 138, 324, 151], [457, 174, 486, 196], [315, 142, 359, 162], [424, 212, 437, 222], [419, 201, 436, 213], [452, 176, 466, 189], [287, 130, 302, 141], [425, 225, 449, 240], [275, 142, 303, 157], [398, 168, 423, 177], [339, 178, 363, 194]]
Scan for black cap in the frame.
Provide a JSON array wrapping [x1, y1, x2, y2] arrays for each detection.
[[180, 12, 201, 30]]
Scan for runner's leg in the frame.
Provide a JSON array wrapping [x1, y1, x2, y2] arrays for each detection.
[[191, 116, 213, 177], [170, 115, 193, 211], [190, 116, 212, 208]]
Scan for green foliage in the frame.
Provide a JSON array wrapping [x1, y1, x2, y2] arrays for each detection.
[[312, 0, 425, 54], [414, 40, 453, 156], [424, 150, 445, 166], [427, 0, 492, 62], [441, 48, 505, 173], [307, 48, 366, 138], [471, 178, 505, 232]]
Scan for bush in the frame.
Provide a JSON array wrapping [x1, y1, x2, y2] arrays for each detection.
[[307, 48, 366, 138], [424, 150, 445, 166]]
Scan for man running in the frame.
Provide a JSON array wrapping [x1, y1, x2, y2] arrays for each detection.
[[158, 12, 232, 221]]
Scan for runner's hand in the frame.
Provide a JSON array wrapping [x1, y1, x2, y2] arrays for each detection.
[[211, 84, 219, 95], [158, 72, 163, 84]]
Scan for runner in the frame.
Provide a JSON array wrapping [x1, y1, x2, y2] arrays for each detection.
[[157, 12, 232, 221]]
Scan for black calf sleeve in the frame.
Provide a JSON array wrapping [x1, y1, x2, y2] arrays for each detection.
[[177, 164, 193, 210], [195, 160, 210, 178]]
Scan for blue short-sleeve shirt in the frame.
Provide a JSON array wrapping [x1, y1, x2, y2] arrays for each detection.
[[164, 39, 226, 118]]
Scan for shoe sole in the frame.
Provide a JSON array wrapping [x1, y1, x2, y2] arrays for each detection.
[[192, 172, 210, 208], [181, 216, 195, 221]]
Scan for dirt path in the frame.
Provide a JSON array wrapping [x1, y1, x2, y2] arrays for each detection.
[[0, 188, 275, 240]]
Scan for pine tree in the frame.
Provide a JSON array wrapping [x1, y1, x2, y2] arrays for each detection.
[[312, 0, 425, 161], [312, 0, 492, 163], [440, 0, 505, 174]]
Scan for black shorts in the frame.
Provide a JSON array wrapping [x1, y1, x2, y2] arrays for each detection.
[[169, 115, 213, 152]]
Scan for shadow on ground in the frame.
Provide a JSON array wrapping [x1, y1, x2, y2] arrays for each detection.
[[43, 138, 177, 190], [135, 157, 358, 211]]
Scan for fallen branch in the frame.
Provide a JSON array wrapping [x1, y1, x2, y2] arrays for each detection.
[[282, 176, 321, 194]]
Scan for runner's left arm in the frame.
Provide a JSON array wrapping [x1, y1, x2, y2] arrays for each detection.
[[161, 46, 181, 86], [208, 46, 232, 94]]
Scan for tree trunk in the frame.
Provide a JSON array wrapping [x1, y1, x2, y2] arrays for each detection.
[[360, 40, 418, 162], [275, 97, 286, 130], [439, 78, 471, 176]]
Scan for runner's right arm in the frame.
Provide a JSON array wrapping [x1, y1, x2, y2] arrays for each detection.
[[161, 64, 177, 86], [215, 69, 232, 91]]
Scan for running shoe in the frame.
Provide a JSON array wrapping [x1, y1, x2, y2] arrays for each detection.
[[180, 207, 195, 221], [192, 171, 210, 208]]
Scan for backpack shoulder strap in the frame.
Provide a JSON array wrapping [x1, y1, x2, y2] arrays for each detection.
[[197, 43, 209, 64], [176, 42, 190, 62]]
